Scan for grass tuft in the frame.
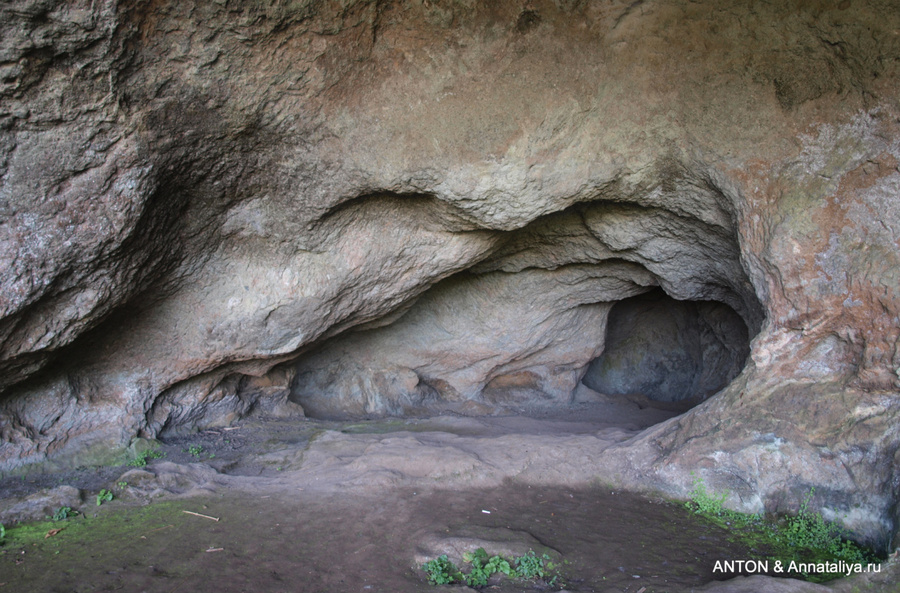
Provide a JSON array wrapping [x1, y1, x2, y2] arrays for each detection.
[[128, 450, 165, 467], [685, 477, 880, 582]]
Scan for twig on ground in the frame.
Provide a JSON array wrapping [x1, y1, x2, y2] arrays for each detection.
[[182, 510, 219, 522]]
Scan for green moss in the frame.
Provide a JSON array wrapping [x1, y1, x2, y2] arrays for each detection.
[[6, 501, 174, 544], [0, 499, 198, 581], [1, 445, 130, 479]]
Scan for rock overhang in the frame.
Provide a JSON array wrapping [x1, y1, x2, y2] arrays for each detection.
[[0, 0, 899, 550]]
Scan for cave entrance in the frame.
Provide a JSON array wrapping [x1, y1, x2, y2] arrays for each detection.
[[288, 277, 756, 424], [581, 288, 751, 408]]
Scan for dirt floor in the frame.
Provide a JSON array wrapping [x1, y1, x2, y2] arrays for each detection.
[[1, 397, 897, 593]]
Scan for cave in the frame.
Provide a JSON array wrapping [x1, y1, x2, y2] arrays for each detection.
[[286, 196, 762, 423], [582, 289, 751, 405], [2, 0, 900, 590], [288, 275, 757, 422]]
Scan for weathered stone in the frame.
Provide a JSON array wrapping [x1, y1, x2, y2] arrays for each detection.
[[291, 263, 653, 418], [694, 575, 832, 593], [115, 461, 227, 501], [0, 485, 83, 526]]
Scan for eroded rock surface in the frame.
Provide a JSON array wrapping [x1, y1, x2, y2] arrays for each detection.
[[0, 485, 83, 525], [292, 263, 644, 418], [1, 0, 899, 550]]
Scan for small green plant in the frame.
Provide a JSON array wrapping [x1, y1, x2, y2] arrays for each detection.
[[117, 481, 128, 489], [686, 475, 727, 514], [128, 449, 165, 467], [187, 444, 204, 458], [422, 554, 463, 585], [463, 548, 513, 587], [0, 523, 5, 542], [684, 475, 761, 530], [516, 550, 563, 587], [52, 506, 77, 521], [686, 479, 879, 582], [780, 488, 870, 567], [422, 548, 563, 588], [96, 489, 114, 506], [515, 549, 559, 580]]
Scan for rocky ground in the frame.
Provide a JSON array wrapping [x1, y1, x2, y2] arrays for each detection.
[[1, 402, 897, 592]]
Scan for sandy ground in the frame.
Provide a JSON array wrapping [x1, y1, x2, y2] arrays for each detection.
[[1, 397, 897, 593]]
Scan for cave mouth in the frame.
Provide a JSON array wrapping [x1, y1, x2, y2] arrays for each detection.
[[285, 191, 764, 424], [288, 275, 755, 424], [582, 288, 751, 406]]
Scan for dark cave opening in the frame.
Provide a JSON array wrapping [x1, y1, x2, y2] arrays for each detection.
[[582, 288, 751, 404]]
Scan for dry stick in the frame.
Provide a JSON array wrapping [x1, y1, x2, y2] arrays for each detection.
[[182, 510, 220, 522]]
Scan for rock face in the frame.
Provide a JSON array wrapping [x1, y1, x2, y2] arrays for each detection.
[[1, 0, 899, 548], [292, 264, 635, 418]]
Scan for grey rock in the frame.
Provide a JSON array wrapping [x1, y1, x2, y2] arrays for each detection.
[[0, 485, 83, 525]]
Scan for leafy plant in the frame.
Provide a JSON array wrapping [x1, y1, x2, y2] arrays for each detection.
[[463, 548, 513, 587], [52, 506, 77, 521], [422, 554, 463, 585], [187, 445, 204, 458], [128, 450, 165, 467], [422, 548, 563, 588], [779, 488, 870, 567], [684, 475, 761, 530], [516, 549, 559, 579], [0, 523, 5, 542], [96, 489, 114, 506]]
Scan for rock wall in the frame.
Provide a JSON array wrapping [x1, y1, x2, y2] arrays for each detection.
[[1, 0, 899, 547]]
